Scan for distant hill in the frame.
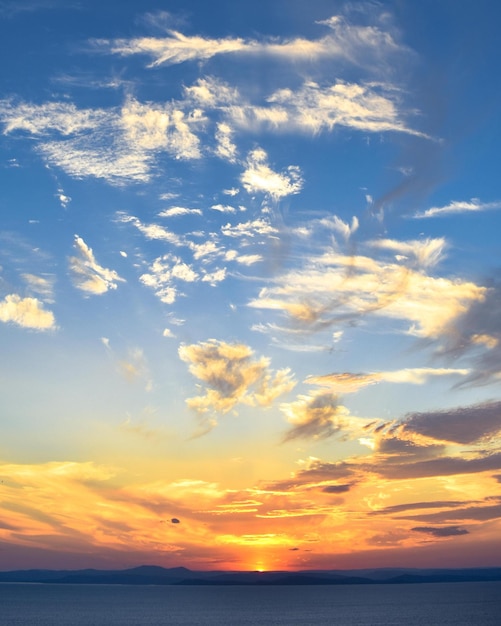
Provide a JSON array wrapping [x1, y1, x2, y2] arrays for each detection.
[[1, 566, 501, 586]]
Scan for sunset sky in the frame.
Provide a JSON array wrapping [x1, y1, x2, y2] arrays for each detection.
[[1, 0, 501, 573]]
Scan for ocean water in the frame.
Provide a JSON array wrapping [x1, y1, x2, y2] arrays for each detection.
[[1, 581, 500, 625]]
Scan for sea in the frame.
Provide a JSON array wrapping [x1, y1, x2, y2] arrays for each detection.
[[1, 581, 500, 625]]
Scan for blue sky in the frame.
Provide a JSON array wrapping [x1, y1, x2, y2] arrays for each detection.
[[1, 0, 501, 571]]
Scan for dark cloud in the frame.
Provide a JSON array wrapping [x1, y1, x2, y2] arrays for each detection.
[[378, 435, 445, 459], [494, 474, 501, 483], [399, 503, 501, 524], [261, 461, 354, 493], [282, 392, 347, 442], [401, 400, 501, 444], [322, 484, 351, 494], [371, 451, 501, 480], [439, 276, 501, 386], [370, 500, 471, 515], [171, 518, 180, 524], [411, 526, 469, 538]]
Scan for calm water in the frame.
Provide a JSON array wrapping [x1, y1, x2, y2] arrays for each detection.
[[1, 581, 500, 625]]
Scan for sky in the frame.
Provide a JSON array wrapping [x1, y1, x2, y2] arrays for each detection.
[[1, 0, 501, 573]]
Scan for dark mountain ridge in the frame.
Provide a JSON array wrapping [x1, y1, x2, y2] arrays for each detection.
[[1, 566, 500, 586]]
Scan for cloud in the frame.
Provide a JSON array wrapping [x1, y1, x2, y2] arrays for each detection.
[[221, 217, 278, 238], [368, 237, 446, 268], [233, 254, 262, 266], [321, 484, 352, 494], [214, 122, 237, 162], [0, 294, 55, 329], [178, 339, 295, 428], [120, 97, 202, 160], [240, 148, 302, 200], [411, 526, 469, 538], [99, 14, 407, 70], [437, 277, 501, 386], [414, 198, 501, 219], [69, 235, 124, 295], [0, 98, 203, 185], [265, 81, 428, 138], [0, 100, 107, 135], [281, 391, 363, 442], [158, 207, 203, 218], [370, 501, 471, 516], [117, 348, 152, 390], [306, 367, 469, 394], [211, 204, 237, 214], [318, 215, 359, 240], [139, 255, 199, 305], [119, 213, 183, 245], [371, 451, 501, 480], [399, 400, 501, 445], [39, 138, 153, 184], [22, 273, 55, 302], [248, 245, 485, 339]]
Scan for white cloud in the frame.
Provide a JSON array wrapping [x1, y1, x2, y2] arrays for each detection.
[[234, 254, 262, 266], [189, 239, 224, 260], [214, 122, 237, 162], [120, 98, 203, 160], [69, 235, 124, 295], [0, 294, 55, 330], [184, 76, 241, 107], [221, 217, 278, 238], [211, 204, 237, 214], [414, 199, 501, 219], [39, 138, 153, 184], [119, 213, 183, 246], [368, 237, 446, 268], [101, 15, 406, 69], [201, 268, 226, 284], [1, 98, 204, 185], [240, 148, 302, 200], [0, 100, 108, 135], [265, 81, 427, 137], [318, 215, 359, 240], [158, 206, 203, 218]]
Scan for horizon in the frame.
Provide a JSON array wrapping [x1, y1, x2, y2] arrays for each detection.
[[1, 0, 501, 573]]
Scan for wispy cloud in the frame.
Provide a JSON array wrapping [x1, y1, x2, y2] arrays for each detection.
[[265, 80, 428, 137], [306, 367, 470, 394], [98, 13, 407, 70], [411, 526, 469, 537], [248, 245, 484, 339], [22, 273, 55, 302], [69, 235, 124, 295], [414, 199, 501, 219]]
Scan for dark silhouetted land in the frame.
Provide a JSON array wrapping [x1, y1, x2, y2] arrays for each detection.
[[1, 565, 501, 585]]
